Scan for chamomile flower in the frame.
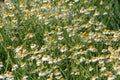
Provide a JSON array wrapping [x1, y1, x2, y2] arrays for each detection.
[[0, 62, 3, 68], [100, 65, 106, 72], [55, 75, 62, 80], [108, 74, 115, 80], [75, 0, 79, 2], [22, 76, 28, 80], [58, 36, 64, 40], [92, 75, 98, 80], [57, 29, 63, 35], [0, 22, 3, 28], [12, 64, 18, 71], [38, 70, 47, 77], [15, 45, 22, 53], [92, 57, 99, 62], [100, 0, 103, 5], [103, 12, 108, 15], [12, 17, 17, 23], [48, 58, 55, 64], [36, 59, 42, 66], [94, 10, 100, 16], [117, 68, 120, 75], [60, 45, 68, 52], [0, 74, 4, 79], [80, 7, 85, 13], [30, 43, 37, 49], [40, 45, 47, 52], [42, 54, 50, 62], [54, 69, 61, 76], [20, 2, 26, 8], [88, 45, 97, 52], [68, 2, 73, 6], [89, 66, 94, 71]]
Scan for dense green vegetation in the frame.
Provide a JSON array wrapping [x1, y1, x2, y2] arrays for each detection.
[[0, 0, 120, 80]]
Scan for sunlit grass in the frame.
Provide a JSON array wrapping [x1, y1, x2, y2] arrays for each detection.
[[0, 0, 120, 80]]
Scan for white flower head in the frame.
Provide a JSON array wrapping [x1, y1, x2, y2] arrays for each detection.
[[108, 74, 115, 80], [36, 59, 42, 66], [60, 45, 68, 52], [30, 43, 37, 49], [15, 46, 22, 53], [42, 54, 50, 62], [39, 71, 47, 77], [58, 36, 64, 40]]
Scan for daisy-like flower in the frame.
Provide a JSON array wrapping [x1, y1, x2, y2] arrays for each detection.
[[102, 49, 108, 53], [88, 18, 94, 24], [40, 45, 47, 53], [49, 30, 55, 35], [93, 10, 100, 16], [30, 43, 37, 49], [58, 36, 64, 40], [36, 59, 42, 66], [55, 13, 60, 19], [85, 58, 91, 64], [48, 58, 55, 64], [100, 0, 103, 5], [75, 0, 79, 2], [54, 69, 61, 76], [0, 74, 4, 79], [80, 7, 85, 13], [88, 5, 95, 11], [84, 10, 90, 15], [22, 76, 28, 80], [0, 21, 3, 28], [98, 60, 105, 65], [15, 45, 22, 53], [88, 45, 97, 52], [56, 57, 62, 63], [114, 32, 119, 38], [117, 68, 120, 75], [37, 12, 44, 20], [61, 7, 67, 12], [42, 54, 50, 62], [4, 71, 14, 79], [92, 57, 99, 62], [68, 1, 73, 6], [89, 66, 94, 71], [100, 65, 106, 72], [92, 75, 98, 80], [60, 45, 68, 52], [84, 0, 88, 3], [20, 2, 26, 8], [34, 48, 40, 54], [108, 74, 115, 80], [103, 12, 108, 15], [55, 75, 62, 80], [12, 16, 17, 23], [77, 57, 85, 64], [113, 63, 120, 70], [24, 33, 35, 40], [0, 62, 3, 68], [12, 64, 18, 71], [46, 68, 53, 74], [38, 70, 47, 77]]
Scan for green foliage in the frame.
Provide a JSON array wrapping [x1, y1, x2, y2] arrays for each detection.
[[0, 0, 120, 80]]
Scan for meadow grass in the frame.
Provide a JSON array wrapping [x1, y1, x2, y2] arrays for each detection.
[[0, 0, 120, 80]]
